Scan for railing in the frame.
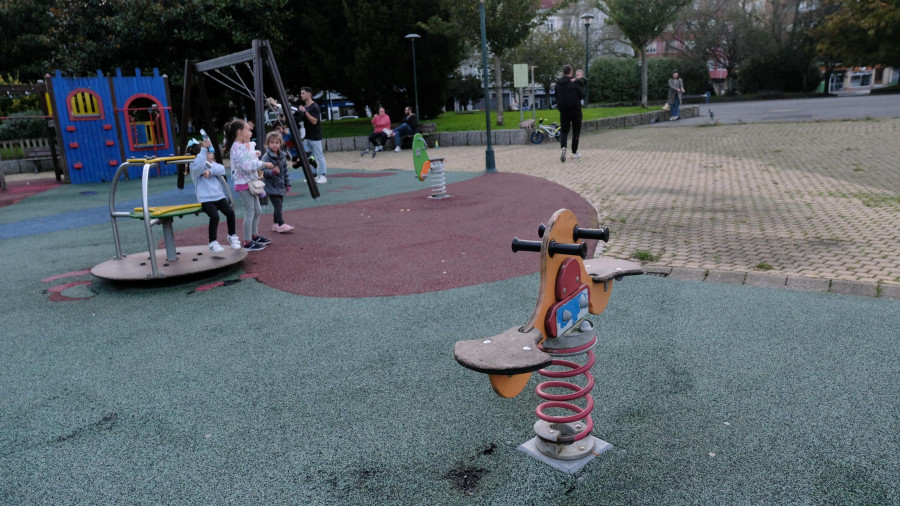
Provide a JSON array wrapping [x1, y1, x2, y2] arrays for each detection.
[[0, 138, 51, 159]]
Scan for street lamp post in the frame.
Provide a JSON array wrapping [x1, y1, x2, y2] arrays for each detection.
[[530, 65, 537, 121], [405, 34, 421, 117], [580, 13, 594, 106], [479, 0, 496, 172]]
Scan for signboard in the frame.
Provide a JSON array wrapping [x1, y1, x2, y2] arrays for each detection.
[[513, 64, 529, 89]]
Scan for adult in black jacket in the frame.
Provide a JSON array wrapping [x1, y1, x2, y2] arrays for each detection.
[[391, 106, 419, 152], [555, 65, 585, 162]]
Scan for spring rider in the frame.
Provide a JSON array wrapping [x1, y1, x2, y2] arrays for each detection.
[[411, 133, 450, 199], [454, 209, 643, 473]]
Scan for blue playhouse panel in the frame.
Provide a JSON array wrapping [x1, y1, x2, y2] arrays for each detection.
[[52, 68, 176, 183], [112, 68, 177, 180], [53, 70, 121, 184]]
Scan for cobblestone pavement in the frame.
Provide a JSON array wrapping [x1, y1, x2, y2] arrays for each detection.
[[327, 116, 900, 298]]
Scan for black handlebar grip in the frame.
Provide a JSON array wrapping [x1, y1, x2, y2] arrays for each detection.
[[512, 237, 587, 258], [511, 237, 542, 253], [573, 225, 610, 243], [548, 240, 587, 258], [538, 223, 547, 237]]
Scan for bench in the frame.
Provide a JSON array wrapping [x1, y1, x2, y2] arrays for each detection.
[[23, 146, 56, 174], [25, 146, 53, 161], [681, 94, 706, 104], [386, 122, 436, 149]]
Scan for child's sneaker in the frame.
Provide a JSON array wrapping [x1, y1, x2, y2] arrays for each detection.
[[394, 146, 401, 152], [243, 240, 265, 251], [315, 174, 327, 184], [571, 152, 581, 159], [278, 224, 295, 233], [253, 235, 272, 244], [227, 234, 242, 249], [208, 240, 224, 253]]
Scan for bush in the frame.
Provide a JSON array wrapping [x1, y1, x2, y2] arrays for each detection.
[[589, 58, 642, 103], [872, 84, 900, 95], [0, 110, 47, 140], [588, 56, 711, 104], [737, 55, 820, 94]]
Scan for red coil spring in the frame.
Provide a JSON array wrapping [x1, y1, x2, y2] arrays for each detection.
[[535, 336, 596, 442]]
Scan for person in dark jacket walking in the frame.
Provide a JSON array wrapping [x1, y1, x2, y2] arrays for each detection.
[[555, 65, 585, 162]]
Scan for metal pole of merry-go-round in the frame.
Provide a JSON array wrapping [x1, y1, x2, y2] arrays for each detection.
[[480, 0, 496, 173], [405, 33, 421, 118]]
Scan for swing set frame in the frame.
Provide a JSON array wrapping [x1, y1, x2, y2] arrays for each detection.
[[179, 39, 319, 199]]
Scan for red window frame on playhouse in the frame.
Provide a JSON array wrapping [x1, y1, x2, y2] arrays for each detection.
[[66, 89, 105, 121], [122, 94, 170, 152]]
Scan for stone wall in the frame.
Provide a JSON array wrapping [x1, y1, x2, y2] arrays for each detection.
[[319, 105, 698, 152], [0, 158, 57, 175]]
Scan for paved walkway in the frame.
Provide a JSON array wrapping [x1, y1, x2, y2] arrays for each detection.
[[328, 103, 900, 298]]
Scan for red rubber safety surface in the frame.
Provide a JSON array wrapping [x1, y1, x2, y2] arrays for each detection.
[[174, 172, 598, 298], [0, 179, 62, 207]]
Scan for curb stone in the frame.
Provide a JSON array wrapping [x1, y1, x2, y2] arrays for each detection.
[[653, 269, 892, 299]]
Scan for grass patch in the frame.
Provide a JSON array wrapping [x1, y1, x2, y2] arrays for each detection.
[[854, 193, 900, 207], [755, 262, 774, 271], [632, 249, 664, 262]]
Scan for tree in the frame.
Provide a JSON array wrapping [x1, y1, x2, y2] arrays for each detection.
[[284, 0, 465, 121], [41, 0, 289, 127], [671, 0, 767, 94], [428, 0, 547, 125], [0, 0, 56, 80], [597, 0, 691, 107], [32, 0, 461, 124], [445, 71, 484, 111], [809, 0, 857, 93], [505, 27, 583, 109], [815, 0, 900, 68]]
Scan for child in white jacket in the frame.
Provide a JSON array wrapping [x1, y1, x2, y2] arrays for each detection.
[[188, 139, 241, 253]]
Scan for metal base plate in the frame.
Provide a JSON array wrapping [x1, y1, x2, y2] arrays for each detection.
[[91, 245, 247, 281], [517, 435, 613, 474]]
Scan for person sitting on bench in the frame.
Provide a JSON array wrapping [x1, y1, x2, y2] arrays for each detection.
[[391, 106, 418, 152], [362, 106, 391, 158]]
